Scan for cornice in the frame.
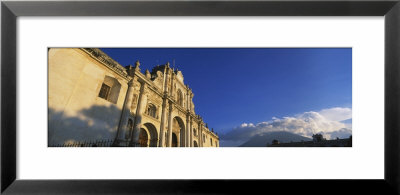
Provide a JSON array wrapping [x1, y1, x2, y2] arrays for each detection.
[[81, 48, 130, 80]]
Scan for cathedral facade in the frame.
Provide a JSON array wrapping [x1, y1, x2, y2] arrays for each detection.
[[48, 48, 219, 147]]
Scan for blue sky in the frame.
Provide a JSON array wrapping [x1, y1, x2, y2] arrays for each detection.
[[100, 48, 352, 144]]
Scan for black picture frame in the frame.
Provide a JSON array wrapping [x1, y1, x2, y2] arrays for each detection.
[[2, 0, 400, 194]]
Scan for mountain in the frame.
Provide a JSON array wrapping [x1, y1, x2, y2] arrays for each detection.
[[239, 131, 312, 147]]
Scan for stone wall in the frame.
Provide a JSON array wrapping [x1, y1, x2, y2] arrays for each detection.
[[48, 48, 129, 145]]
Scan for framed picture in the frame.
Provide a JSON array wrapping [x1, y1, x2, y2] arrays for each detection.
[[2, 0, 400, 194]]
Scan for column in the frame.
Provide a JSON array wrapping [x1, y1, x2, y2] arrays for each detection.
[[189, 118, 193, 147], [170, 70, 174, 97], [186, 88, 189, 110], [167, 101, 173, 147], [162, 65, 169, 93], [130, 82, 147, 146], [114, 79, 135, 146], [189, 93, 192, 112], [198, 122, 202, 147], [158, 98, 167, 147], [199, 123, 204, 147], [159, 66, 170, 147], [186, 115, 190, 147]]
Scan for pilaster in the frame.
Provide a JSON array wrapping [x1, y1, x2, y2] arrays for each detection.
[[190, 117, 193, 147], [159, 97, 167, 147], [129, 81, 147, 146], [167, 101, 173, 147], [186, 115, 190, 147], [113, 79, 135, 146]]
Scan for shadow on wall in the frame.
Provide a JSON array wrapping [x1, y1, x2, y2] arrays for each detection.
[[48, 104, 122, 146]]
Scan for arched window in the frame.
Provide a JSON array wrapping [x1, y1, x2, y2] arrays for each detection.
[[203, 134, 206, 143], [177, 89, 183, 106], [98, 75, 121, 104], [147, 104, 157, 118], [210, 138, 213, 146]]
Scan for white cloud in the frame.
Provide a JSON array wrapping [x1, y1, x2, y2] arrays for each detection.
[[319, 107, 352, 121], [221, 107, 352, 146], [240, 123, 255, 128]]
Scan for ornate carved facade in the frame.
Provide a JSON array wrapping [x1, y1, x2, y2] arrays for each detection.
[[48, 48, 219, 147]]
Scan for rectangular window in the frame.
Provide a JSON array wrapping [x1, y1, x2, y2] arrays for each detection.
[[210, 138, 213, 146], [98, 83, 111, 100]]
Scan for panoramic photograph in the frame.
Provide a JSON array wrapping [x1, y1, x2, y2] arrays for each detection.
[[48, 48, 352, 147]]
